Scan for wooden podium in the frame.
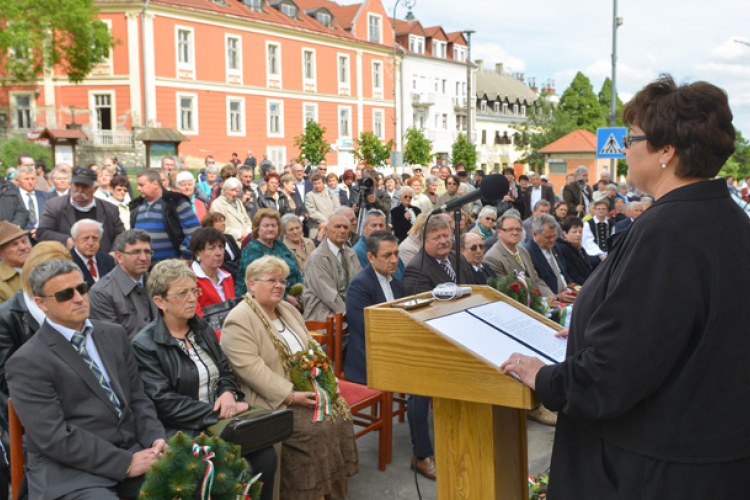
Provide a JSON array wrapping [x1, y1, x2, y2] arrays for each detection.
[[365, 286, 562, 500]]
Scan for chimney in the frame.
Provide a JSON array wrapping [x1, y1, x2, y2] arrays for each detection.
[[475, 59, 484, 71], [495, 63, 503, 76], [549, 79, 556, 95], [529, 77, 537, 93]]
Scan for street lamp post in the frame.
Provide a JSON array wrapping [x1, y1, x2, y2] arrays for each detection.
[[463, 29, 475, 161], [392, 0, 416, 168], [610, 0, 623, 179]]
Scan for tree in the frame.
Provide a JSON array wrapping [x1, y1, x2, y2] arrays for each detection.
[[719, 130, 750, 180], [450, 133, 478, 172], [0, 0, 113, 84], [402, 127, 434, 167], [352, 131, 393, 168], [0, 138, 52, 175], [294, 120, 331, 166], [558, 72, 607, 132], [513, 94, 576, 170], [598, 77, 624, 127]]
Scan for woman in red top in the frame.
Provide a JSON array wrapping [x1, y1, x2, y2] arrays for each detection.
[[189, 228, 235, 316]]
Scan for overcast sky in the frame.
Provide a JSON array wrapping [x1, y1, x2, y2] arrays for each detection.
[[368, 0, 750, 137]]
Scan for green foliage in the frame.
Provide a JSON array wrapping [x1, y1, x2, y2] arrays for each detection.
[[0, 138, 53, 175], [558, 72, 607, 132], [450, 133, 478, 172], [139, 431, 261, 500], [294, 121, 332, 166], [719, 130, 750, 180], [0, 0, 114, 84], [598, 77, 624, 127], [486, 273, 546, 316], [402, 127, 435, 167], [513, 94, 576, 170], [353, 131, 393, 168]]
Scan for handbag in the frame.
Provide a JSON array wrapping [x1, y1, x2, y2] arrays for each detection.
[[206, 407, 294, 455], [201, 297, 241, 332]]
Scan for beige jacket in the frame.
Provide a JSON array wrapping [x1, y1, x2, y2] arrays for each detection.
[[283, 237, 316, 276], [221, 297, 311, 410], [0, 261, 20, 304], [483, 241, 554, 297], [210, 195, 252, 242], [302, 238, 362, 322], [304, 190, 340, 238]]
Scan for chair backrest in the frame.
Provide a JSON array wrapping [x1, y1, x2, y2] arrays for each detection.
[[304, 315, 334, 360], [9, 399, 24, 500]]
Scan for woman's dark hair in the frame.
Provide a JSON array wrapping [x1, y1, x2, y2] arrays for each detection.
[[445, 175, 460, 188], [110, 174, 130, 189], [342, 169, 355, 182], [622, 74, 735, 179], [252, 208, 282, 240], [189, 227, 226, 256], [265, 172, 280, 183], [310, 174, 324, 183], [200, 212, 226, 228], [561, 216, 584, 233]]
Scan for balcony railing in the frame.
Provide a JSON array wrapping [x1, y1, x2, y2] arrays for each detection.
[[86, 130, 135, 148]]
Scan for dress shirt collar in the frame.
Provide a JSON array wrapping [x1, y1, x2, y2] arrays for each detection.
[[74, 247, 96, 266], [327, 238, 343, 258], [374, 270, 394, 302], [191, 260, 230, 284], [46, 318, 94, 342], [23, 291, 47, 326], [501, 241, 520, 257]]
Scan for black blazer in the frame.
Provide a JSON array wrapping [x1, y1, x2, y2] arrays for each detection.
[[6, 320, 165, 500], [402, 249, 476, 295], [471, 262, 496, 285], [523, 185, 555, 218], [344, 265, 404, 385], [71, 250, 116, 287], [131, 315, 243, 435], [390, 204, 421, 242], [37, 195, 125, 253], [555, 238, 598, 286], [257, 191, 293, 216], [223, 234, 242, 277], [525, 239, 569, 294]]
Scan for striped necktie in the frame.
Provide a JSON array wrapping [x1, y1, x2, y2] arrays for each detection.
[[440, 259, 457, 283], [70, 329, 122, 418]]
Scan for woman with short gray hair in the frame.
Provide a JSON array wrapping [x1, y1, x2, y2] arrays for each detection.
[[209, 176, 252, 243], [469, 206, 497, 241], [281, 214, 315, 276]]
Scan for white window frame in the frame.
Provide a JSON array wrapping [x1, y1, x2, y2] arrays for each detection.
[[316, 10, 332, 27], [246, 0, 263, 12], [372, 60, 383, 94], [225, 34, 243, 84], [226, 96, 246, 136], [513, 103, 519, 116], [502, 102, 509, 115], [367, 13, 382, 44], [494, 102, 500, 114], [521, 105, 527, 117], [338, 105, 352, 139], [337, 53, 350, 87], [408, 35, 424, 54], [303, 102, 319, 127], [176, 92, 199, 135], [91, 19, 114, 74], [454, 45, 465, 61], [88, 90, 116, 132], [480, 100, 487, 113], [280, 2, 297, 18], [267, 99, 284, 138], [266, 41, 282, 87], [175, 26, 195, 77], [373, 109, 384, 139], [267, 146, 286, 168], [302, 48, 316, 89], [9, 91, 35, 131]]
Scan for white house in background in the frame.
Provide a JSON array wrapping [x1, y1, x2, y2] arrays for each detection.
[[474, 61, 541, 173], [395, 20, 472, 167]]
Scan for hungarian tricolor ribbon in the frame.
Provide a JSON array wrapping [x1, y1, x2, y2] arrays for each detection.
[[192, 444, 216, 500], [310, 366, 332, 422], [515, 271, 531, 307]]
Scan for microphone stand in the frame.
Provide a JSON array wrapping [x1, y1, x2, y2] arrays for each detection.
[[452, 208, 462, 284]]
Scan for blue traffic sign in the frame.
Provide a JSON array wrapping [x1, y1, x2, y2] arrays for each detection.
[[597, 127, 627, 159]]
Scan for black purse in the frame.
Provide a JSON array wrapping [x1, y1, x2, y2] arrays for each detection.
[[206, 407, 294, 455], [201, 298, 242, 332]]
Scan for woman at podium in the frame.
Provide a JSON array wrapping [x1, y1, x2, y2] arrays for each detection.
[[502, 75, 750, 497]]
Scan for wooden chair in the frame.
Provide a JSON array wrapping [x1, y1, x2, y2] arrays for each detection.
[[8, 399, 23, 500], [306, 314, 392, 470], [304, 316, 335, 361]]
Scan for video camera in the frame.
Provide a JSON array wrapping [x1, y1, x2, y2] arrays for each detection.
[[356, 176, 375, 196]]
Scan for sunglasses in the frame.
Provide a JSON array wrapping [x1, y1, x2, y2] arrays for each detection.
[[40, 282, 89, 302], [467, 244, 483, 251]]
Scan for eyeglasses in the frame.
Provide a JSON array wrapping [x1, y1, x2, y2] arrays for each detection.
[[40, 282, 89, 302], [466, 244, 483, 251], [500, 228, 522, 233], [167, 288, 202, 300], [622, 135, 647, 148], [402, 195, 413, 199], [483, 217, 497, 222], [256, 278, 287, 287], [121, 249, 154, 256]]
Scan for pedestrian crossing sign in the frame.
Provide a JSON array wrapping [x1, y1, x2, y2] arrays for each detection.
[[596, 127, 627, 159]]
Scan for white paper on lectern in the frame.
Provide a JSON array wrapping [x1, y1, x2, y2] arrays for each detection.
[[424, 301, 566, 367]]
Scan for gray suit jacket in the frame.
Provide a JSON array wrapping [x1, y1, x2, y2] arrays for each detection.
[[483, 241, 554, 297], [6, 320, 165, 500], [88, 266, 159, 339], [302, 238, 362, 322], [37, 195, 125, 253]]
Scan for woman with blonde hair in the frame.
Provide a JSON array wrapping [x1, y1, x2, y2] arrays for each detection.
[[398, 212, 429, 265], [222, 255, 358, 500]]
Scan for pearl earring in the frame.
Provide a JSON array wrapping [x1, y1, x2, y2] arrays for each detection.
[[661, 163, 667, 169]]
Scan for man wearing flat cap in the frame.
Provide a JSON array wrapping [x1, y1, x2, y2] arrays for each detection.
[[37, 166, 125, 253], [0, 221, 32, 304]]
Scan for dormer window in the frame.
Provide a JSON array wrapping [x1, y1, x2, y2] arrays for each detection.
[[280, 3, 297, 18], [245, 0, 263, 12], [316, 11, 332, 27], [408, 35, 424, 54]]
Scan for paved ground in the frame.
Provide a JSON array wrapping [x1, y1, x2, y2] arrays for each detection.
[[346, 410, 555, 499]]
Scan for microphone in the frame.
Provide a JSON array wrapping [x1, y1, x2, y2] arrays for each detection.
[[431, 174, 509, 214]]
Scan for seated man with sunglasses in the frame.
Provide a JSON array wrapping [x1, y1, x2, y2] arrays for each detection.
[[88, 229, 160, 340], [6, 259, 167, 500]]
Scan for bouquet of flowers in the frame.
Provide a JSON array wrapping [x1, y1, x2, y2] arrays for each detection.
[[290, 344, 338, 422], [528, 471, 549, 500], [487, 271, 547, 316]]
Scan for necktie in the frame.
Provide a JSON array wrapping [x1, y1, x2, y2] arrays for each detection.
[[88, 259, 98, 279], [27, 194, 37, 227], [513, 253, 524, 269], [596, 222, 608, 252], [70, 330, 122, 418], [441, 259, 457, 283], [339, 250, 349, 278]]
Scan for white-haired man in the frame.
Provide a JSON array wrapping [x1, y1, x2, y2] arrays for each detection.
[[70, 219, 116, 286]]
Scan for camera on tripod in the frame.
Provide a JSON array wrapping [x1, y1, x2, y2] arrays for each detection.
[[357, 176, 375, 196]]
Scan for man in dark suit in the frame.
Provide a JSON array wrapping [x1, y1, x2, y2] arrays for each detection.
[[460, 232, 495, 284], [15, 162, 49, 241], [562, 165, 593, 218], [402, 215, 475, 296], [523, 172, 555, 219], [292, 162, 313, 202], [525, 214, 576, 303], [37, 167, 125, 253], [70, 219, 116, 286], [613, 201, 645, 234], [6, 259, 166, 499]]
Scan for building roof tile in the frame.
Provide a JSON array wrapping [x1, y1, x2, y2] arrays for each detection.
[[540, 129, 598, 153]]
